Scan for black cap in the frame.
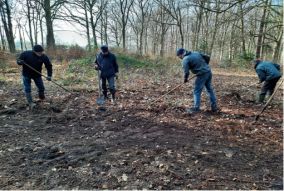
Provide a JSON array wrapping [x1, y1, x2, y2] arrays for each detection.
[[33, 45, 44, 52], [101, 45, 108, 53], [176, 48, 185, 56]]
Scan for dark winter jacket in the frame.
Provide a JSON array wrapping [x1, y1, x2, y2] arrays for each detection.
[[17, 51, 52, 78], [255, 61, 281, 82], [95, 52, 119, 78], [182, 51, 211, 79]]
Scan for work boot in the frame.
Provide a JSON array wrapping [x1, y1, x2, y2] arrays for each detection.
[[111, 93, 116, 104], [186, 107, 200, 114], [211, 107, 221, 113], [25, 92, 33, 104], [258, 94, 265, 103], [103, 91, 108, 99], [25, 93, 36, 109], [28, 102, 36, 110], [267, 94, 272, 101], [38, 92, 45, 101]]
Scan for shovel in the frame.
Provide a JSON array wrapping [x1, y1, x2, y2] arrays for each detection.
[[96, 70, 105, 105]]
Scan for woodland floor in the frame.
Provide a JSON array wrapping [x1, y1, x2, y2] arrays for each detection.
[[0, 67, 283, 189]]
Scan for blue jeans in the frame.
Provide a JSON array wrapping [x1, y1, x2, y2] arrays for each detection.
[[23, 76, 45, 94], [101, 76, 115, 94], [193, 72, 217, 110]]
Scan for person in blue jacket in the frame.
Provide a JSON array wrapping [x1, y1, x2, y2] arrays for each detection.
[[176, 48, 219, 114], [253, 59, 282, 103], [94, 45, 119, 102], [17, 45, 52, 108]]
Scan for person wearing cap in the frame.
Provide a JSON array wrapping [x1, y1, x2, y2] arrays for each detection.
[[253, 59, 281, 103], [17, 45, 52, 108], [94, 45, 119, 103], [176, 48, 218, 114]]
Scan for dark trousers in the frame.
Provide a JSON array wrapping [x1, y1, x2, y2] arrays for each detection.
[[23, 76, 45, 94], [22, 76, 45, 103], [101, 76, 115, 95], [260, 77, 281, 96]]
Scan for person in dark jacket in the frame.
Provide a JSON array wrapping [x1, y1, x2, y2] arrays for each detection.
[[176, 48, 218, 114], [94, 45, 119, 102], [17, 45, 52, 108], [253, 59, 282, 103]]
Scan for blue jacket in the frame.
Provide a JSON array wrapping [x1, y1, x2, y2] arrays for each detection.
[[255, 61, 281, 82], [95, 52, 118, 78], [182, 51, 211, 79], [17, 51, 52, 78]]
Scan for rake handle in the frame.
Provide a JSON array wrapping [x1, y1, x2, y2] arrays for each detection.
[[150, 75, 196, 105], [21, 61, 72, 93], [255, 78, 283, 121]]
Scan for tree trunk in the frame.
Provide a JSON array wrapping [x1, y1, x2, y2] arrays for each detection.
[[209, 3, 220, 55], [160, 27, 165, 57], [84, 2, 91, 51], [40, 17, 44, 47], [90, 10, 98, 49], [272, 30, 283, 63], [44, 0, 55, 50], [0, 0, 16, 53], [18, 24, 24, 51], [139, 22, 144, 55], [239, 1, 246, 55], [26, 0, 34, 47], [193, 2, 204, 50], [104, 8, 108, 45], [144, 26, 148, 54], [255, 0, 269, 59], [0, 26, 6, 50], [122, 18, 126, 51]]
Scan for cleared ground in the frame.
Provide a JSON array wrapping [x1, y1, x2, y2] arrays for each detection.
[[0, 66, 283, 189]]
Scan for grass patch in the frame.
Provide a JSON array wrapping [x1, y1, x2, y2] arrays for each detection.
[[116, 53, 167, 69]]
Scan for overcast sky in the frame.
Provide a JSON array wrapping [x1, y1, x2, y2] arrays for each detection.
[[53, 21, 88, 47]]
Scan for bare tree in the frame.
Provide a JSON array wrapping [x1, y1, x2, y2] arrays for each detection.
[[37, 0, 66, 50], [255, 0, 270, 59], [115, 0, 135, 51], [0, 25, 6, 50], [0, 0, 16, 53]]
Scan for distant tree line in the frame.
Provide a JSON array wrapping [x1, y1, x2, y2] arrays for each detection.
[[0, 0, 282, 63]]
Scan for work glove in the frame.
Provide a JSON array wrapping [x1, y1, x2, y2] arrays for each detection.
[[17, 60, 24, 65], [184, 78, 188, 83], [94, 65, 100, 70], [46, 76, 52, 81], [256, 81, 262, 88]]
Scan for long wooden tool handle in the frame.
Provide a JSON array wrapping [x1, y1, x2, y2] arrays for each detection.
[[150, 75, 197, 105], [255, 78, 283, 121], [22, 62, 72, 93]]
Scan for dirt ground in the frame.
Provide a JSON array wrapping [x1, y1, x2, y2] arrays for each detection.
[[0, 68, 283, 190]]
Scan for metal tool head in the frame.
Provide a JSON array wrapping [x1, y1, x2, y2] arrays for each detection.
[[96, 96, 105, 106]]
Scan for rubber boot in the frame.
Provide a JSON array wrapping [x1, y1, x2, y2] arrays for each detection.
[[267, 94, 272, 101], [211, 106, 220, 113], [26, 93, 36, 109], [38, 91, 45, 101], [111, 92, 116, 104], [103, 91, 108, 99], [258, 94, 265, 103], [186, 107, 200, 114]]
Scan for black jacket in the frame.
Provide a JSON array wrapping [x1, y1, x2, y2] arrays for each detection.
[[95, 52, 118, 78], [17, 51, 52, 78]]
